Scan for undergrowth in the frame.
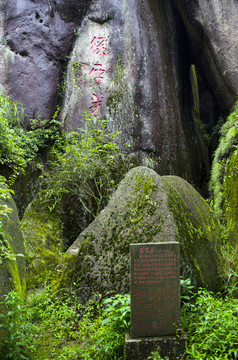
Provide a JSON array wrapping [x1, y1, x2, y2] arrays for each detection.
[[0, 288, 131, 360], [40, 114, 131, 219], [181, 288, 238, 359], [1, 281, 238, 359], [0, 176, 16, 263], [0, 93, 62, 184]]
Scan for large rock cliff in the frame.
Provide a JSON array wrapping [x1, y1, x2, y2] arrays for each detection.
[[3, 0, 92, 123], [0, 0, 211, 188], [59, 0, 208, 187], [175, 0, 238, 116], [0, 0, 237, 190]]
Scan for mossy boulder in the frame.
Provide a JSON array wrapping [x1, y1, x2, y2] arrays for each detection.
[[223, 149, 238, 245], [222, 149, 238, 275], [54, 167, 223, 300], [0, 187, 26, 300], [21, 192, 65, 288], [210, 103, 238, 277]]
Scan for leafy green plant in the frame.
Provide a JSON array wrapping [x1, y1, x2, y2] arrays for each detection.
[[147, 350, 169, 360], [99, 294, 130, 352], [3, 285, 238, 360], [181, 288, 238, 359], [27, 287, 82, 359], [13, 288, 130, 360], [180, 277, 194, 303], [41, 114, 130, 218], [0, 92, 63, 183], [78, 293, 130, 360], [0, 176, 14, 263], [0, 176, 24, 265], [0, 291, 34, 359], [0, 176, 26, 299], [0, 102, 26, 182]]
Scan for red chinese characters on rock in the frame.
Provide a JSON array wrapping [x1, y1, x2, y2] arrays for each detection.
[[91, 36, 107, 56], [89, 93, 103, 118], [89, 36, 107, 117], [89, 64, 105, 85]]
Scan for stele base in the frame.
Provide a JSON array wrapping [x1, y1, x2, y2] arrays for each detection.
[[124, 332, 187, 360]]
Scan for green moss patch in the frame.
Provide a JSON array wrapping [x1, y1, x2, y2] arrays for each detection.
[[21, 193, 65, 289], [163, 175, 223, 291]]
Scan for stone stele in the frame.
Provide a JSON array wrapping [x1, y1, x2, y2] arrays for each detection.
[[130, 242, 180, 338]]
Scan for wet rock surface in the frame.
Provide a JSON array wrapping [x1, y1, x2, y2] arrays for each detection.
[[5, 0, 92, 123], [60, 0, 207, 187], [0, 0, 237, 189], [175, 0, 238, 115]]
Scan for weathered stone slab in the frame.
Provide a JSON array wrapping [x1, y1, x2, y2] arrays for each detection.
[[130, 242, 180, 338], [124, 333, 187, 360]]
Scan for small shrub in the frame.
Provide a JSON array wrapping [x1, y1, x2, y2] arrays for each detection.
[[0, 291, 34, 359], [0, 176, 15, 263], [41, 114, 131, 219], [180, 277, 194, 303], [26, 287, 83, 359], [147, 350, 169, 360], [0, 93, 62, 183], [78, 293, 130, 360], [182, 288, 238, 359]]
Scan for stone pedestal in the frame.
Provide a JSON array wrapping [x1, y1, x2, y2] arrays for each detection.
[[124, 333, 187, 360]]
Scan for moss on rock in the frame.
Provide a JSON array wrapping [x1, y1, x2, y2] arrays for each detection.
[[222, 149, 238, 275], [223, 149, 238, 245], [54, 167, 223, 300], [21, 192, 65, 288], [162, 175, 222, 290], [0, 185, 26, 300], [210, 103, 238, 278]]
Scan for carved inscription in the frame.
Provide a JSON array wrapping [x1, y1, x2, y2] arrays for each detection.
[[88, 35, 107, 116], [90, 93, 103, 117], [91, 36, 107, 56], [130, 242, 180, 338], [89, 64, 105, 85]]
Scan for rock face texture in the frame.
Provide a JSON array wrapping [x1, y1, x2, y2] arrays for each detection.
[[0, 184, 26, 300], [175, 0, 238, 116], [54, 167, 223, 300], [4, 0, 92, 123], [0, 0, 8, 93], [21, 193, 65, 288], [60, 0, 207, 187], [0, 0, 237, 188]]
